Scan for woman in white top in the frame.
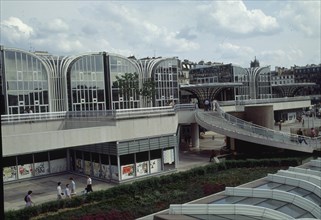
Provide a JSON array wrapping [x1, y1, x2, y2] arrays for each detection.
[[57, 182, 63, 199], [69, 177, 76, 195]]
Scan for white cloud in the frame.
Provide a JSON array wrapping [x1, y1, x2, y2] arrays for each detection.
[[0, 1, 319, 68], [279, 1, 320, 37], [197, 1, 280, 36], [46, 18, 69, 33], [1, 17, 34, 43]]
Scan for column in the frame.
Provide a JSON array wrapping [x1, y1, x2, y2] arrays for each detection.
[[191, 123, 199, 149]]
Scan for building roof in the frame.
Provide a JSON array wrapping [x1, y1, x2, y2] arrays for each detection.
[[154, 158, 321, 220]]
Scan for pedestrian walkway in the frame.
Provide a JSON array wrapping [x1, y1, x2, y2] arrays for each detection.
[[3, 151, 212, 212]]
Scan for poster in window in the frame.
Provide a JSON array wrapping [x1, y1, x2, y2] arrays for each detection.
[[99, 164, 110, 179], [84, 160, 92, 175], [76, 158, 83, 173], [18, 164, 33, 179], [121, 164, 134, 180], [110, 165, 119, 180], [50, 158, 67, 173], [150, 159, 161, 173], [34, 161, 49, 176], [163, 148, 175, 164], [3, 166, 17, 182], [136, 161, 149, 176], [92, 162, 100, 177]]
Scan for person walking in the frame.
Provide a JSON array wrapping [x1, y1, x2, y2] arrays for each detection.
[[86, 175, 93, 192], [65, 184, 71, 199], [57, 182, 63, 199], [69, 177, 76, 196], [25, 190, 34, 207]]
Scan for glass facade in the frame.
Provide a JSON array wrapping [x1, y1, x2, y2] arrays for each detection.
[[109, 55, 140, 109], [68, 54, 105, 111], [4, 50, 49, 114], [154, 59, 179, 107]]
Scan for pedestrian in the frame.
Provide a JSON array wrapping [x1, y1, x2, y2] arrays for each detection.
[[25, 190, 34, 207], [65, 184, 71, 199], [57, 182, 64, 199], [279, 120, 282, 131], [311, 128, 316, 137], [86, 175, 93, 192], [69, 177, 76, 195], [302, 118, 304, 127], [297, 128, 307, 145]]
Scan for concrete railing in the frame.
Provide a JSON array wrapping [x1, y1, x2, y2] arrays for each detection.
[[276, 170, 321, 187]]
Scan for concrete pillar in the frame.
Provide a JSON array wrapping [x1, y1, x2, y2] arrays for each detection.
[[191, 123, 199, 149], [244, 105, 274, 129]]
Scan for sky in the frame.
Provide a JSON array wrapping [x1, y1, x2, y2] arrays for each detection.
[[1, 0, 320, 69]]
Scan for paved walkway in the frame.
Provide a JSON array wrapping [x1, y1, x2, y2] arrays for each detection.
[[3, 115, 320, 212]]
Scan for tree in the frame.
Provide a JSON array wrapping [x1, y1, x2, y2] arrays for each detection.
[[114, 73, 156, 108], [140, 78, 156, 106]]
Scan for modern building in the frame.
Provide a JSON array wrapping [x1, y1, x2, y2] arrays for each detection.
[[0, 46, 180, 183], [1, 46, 319, 185]]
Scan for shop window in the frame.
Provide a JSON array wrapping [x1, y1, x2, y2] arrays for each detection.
[[34, 152, 49, 176], [150, 149, 162, 173], [75, 150, 83, 173], [84, 152, 92, 175], [49, 149, 67, 174], [17, 154, 33, 179], [120, 154, 135, 180], [136, 152, 149, 176], [3, 156, 17, 182], [110, 155, 119, 181]]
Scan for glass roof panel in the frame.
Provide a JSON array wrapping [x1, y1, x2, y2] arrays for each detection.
[[277, 204, 308, 218], [299, 212, 315, 218], [289, 187, 311, 197], [274, 184, 295, 191], [238, 197, 266, 205], [256, 199, 287, 209], [304, 193, 321, 205], [211, 196, 246, 204], [255, 182, 281, 189]]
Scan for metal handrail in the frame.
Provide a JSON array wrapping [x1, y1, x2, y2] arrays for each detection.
[[196, 102, 320, 151]]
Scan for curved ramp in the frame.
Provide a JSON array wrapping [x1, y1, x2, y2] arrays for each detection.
[[195, 105, 320, 153]]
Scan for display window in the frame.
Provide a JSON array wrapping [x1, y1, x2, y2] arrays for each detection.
[[3, 156, 17, 182]]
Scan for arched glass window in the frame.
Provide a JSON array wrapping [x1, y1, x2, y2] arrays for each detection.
[[4, 50, 49, 114]]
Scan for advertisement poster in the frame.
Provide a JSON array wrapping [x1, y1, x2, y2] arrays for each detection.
[[50, 158, 67, 173], [76, 158, 83, 173], [150, 159, 161, 173], [121, 164, 134, 180], [136, 161, 149, 176], [18, 164, 33, 179], [3, 166, 17, 182], [84, 160, 92, 175], [92, 162, 100, 177], [99, 164, 110, 179], [110, 165, 119, 181], [34, 162, 49, 176], [163, 148, 175, 164]]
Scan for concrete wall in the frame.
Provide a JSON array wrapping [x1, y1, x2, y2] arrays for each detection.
[[2, 114, 178, 156], [244, 105, 274, 129]]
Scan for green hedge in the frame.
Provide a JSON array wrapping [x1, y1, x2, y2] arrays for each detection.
[[4, 157, 302, 220]]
